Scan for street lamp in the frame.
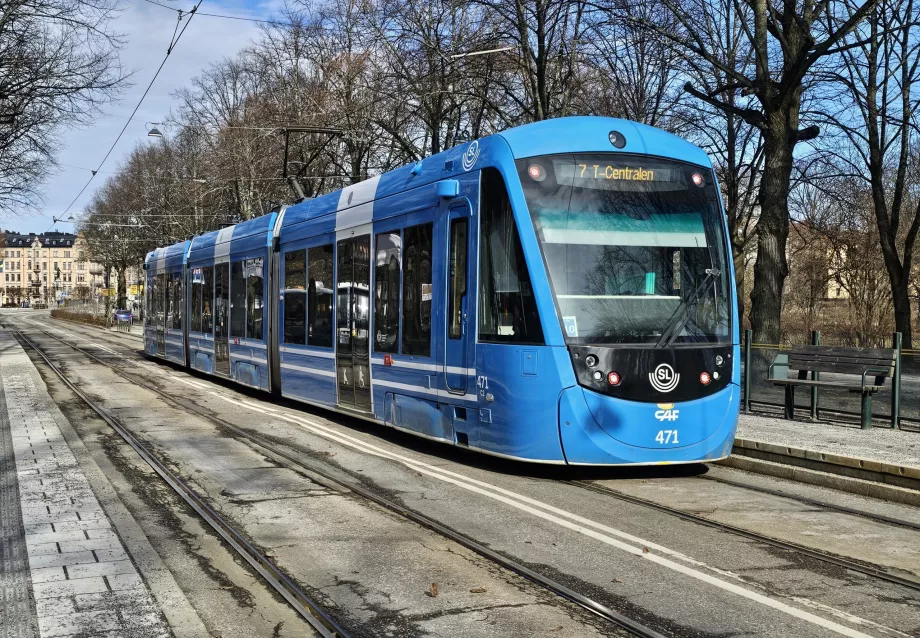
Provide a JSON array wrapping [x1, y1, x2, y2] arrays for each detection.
[[147, 122, 164, 138]]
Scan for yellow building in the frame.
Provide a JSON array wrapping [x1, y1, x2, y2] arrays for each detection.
[[0, 231, 139, 307]]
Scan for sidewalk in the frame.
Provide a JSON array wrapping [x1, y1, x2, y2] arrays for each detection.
[[0, 331, 175, 637], [725, 411, 920, 505]]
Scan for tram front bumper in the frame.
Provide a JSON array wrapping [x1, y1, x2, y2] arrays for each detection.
[[558, 384, 739, 465]]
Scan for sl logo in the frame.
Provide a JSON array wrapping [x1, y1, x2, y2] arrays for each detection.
[[649, 363, 679, 393], [655, 403, 679, 422]]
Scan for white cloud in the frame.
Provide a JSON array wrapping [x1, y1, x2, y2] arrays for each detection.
[[13, 0, 273, 234]]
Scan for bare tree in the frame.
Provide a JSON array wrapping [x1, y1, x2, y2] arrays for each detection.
[[823, 0, 920, 347], [644, 0, 879, 344], [0, 0, 129, 215], [477, 0, 590, 121]]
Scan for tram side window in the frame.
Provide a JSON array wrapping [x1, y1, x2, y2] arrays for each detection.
[[172, 272, 182, 330], [245, 257, 264, 341], [402, 223, 433, 356], [201, 267, 213, 334], [308, 244, 334, 348], [478, 168, 544, 344], [374, 231, 400, 353], [191, 269, 202, 333], [162, 273, 172, 328], [448, 217, 468, 339], [230, 260, 246, 338], [284, 250, 306, 345]]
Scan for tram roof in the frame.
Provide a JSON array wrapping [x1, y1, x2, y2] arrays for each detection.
[[280, 116, 711, 231], [145, 240, 189, 272], [145, 116, 712, 261], [187, 213, 277, 255]]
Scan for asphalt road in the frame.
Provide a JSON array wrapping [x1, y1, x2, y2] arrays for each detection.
[[4, 308, 920, 638]]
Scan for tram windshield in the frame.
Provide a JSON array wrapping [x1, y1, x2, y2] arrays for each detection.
[[516, 154, 731, 346]]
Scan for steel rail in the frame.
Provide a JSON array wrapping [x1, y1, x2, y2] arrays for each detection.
[[11, 328, 352, 638], [568, 480, 920, 593], [15, 323, 663, 638], [699, 474, 920, 532]]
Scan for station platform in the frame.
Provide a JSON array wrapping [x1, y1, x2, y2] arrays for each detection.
[[726, 412, 920, 505], [0, 331, 183, 637]]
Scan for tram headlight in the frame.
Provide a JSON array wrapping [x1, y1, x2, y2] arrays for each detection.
[[585, 354, 598, 368], [528, 164, 547, 181], [607, 371, 622, 386], [592, 370, 603, 382], [700, 371, 711, 385], [691, 172, 704, 187], [715, 355, 724, 366]]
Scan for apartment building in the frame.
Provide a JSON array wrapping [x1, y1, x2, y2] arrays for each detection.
[[0, 230, 140, 307]]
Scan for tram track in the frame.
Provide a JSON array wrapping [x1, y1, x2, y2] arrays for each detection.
[[10, 328, 353, 638], [9, 323, 664, 638], [698, 474, 920, 532], [566, 479, 920, 593]]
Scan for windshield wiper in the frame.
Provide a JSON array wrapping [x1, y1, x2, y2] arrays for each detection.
[[655, 268, 719, 348]]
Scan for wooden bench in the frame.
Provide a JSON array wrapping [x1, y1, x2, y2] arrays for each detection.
[[767, 345, 896, 429]]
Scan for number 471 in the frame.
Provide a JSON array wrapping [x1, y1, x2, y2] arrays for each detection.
[[656, 430, 679, 444]]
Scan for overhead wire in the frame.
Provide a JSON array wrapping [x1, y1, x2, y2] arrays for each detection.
[[141, 0, 294, 26], [58, 0, 205, 219]]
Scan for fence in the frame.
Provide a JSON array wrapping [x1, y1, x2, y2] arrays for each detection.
[[115, 316, 133, 333], [740, 329, 915, 429]]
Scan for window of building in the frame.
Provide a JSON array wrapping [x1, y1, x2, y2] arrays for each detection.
[[401, 223, 433, 356], [230, 260, 246, 338], [307, 244, 334, 347], [64, 251, 70, 258], [53, 250, 58, 257], [374, 231, 400, 353], [245, 258, 264, 340], [478, 168, 544, 344], [284, 250, 306, 345]]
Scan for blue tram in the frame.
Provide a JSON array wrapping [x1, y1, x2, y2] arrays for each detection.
[[144, 116, 740, 465]]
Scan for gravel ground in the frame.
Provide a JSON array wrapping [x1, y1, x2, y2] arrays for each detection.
[[737, 412, 920, 468]]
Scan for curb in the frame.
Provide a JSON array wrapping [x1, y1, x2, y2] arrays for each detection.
[[732, 438, 920, 490], [715, 455, 920, 507]]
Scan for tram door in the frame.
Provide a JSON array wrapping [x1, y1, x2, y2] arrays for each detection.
[[444, 204, 472, 393], [155, 274, 166, 355], [335, 235, 372, 412], [213, 263, 230, 377]]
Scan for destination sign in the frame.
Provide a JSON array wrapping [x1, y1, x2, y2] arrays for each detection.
[[555, 162, 679, 186]]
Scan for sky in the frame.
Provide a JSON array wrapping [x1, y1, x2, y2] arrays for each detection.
[[6, 0, 281, 235]]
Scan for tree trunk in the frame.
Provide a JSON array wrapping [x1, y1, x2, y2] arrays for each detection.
[[749, 124, 794, 346], [891, 274, 913, 348], [117, 267, 127, 309]]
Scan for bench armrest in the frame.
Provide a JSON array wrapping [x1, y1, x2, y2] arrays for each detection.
[[861, 368, 891, 388], [768, 361, 782, 380]]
